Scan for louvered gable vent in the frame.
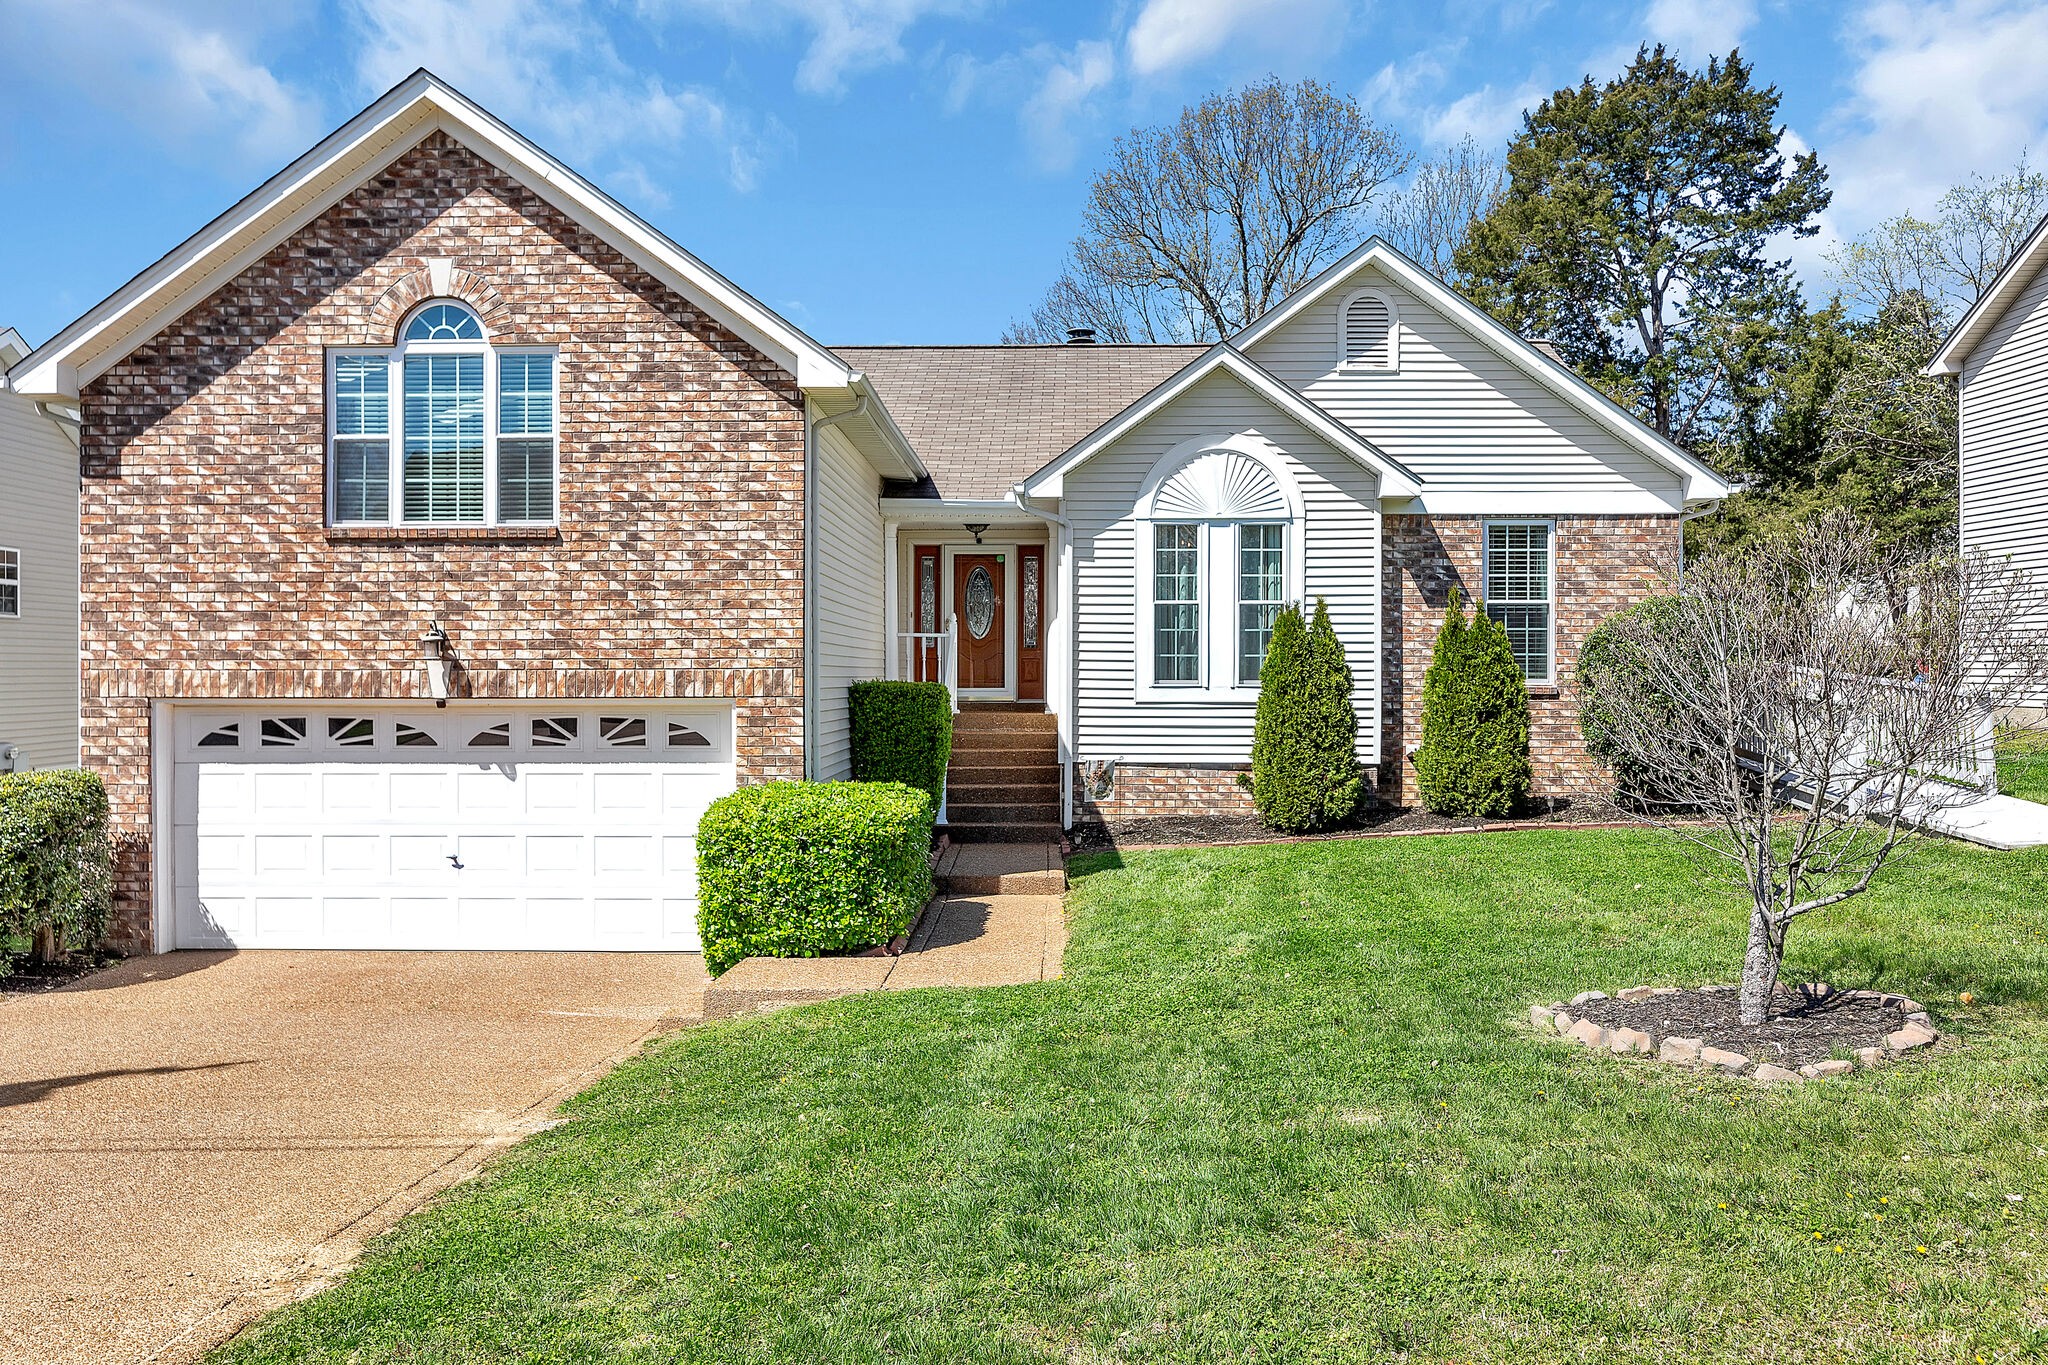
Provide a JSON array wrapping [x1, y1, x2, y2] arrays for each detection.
[[1341, 291, 1395, 370]]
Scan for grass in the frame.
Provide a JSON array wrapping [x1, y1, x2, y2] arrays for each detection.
[[1998, 727, 2048, 806], [215, 828, 2048, 1364]]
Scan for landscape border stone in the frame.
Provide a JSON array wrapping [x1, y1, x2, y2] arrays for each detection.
[[1525, 985, 1936, 1082]]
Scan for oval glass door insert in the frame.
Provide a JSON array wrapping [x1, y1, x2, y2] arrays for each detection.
[[964, 565, 996, 640]]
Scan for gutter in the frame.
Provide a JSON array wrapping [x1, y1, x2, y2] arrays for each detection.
[[1676, 500, 1722, 585]]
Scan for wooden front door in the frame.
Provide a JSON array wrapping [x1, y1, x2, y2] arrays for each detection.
[[954, 553, 1006, 690]]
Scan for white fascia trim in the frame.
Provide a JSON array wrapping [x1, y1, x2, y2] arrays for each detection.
[[1230, 236, 1731, 504], [8, 70, 852, 400], [1928, 210, 2048, 375], [878, 496, 1050, 518], [0, 327, 26, 370], [1020, 343, 1421, 499], [846, 373, 928, 480]]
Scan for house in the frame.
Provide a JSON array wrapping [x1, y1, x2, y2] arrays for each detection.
[[1928, 210, 2048, 717], [6, 71, 1725, 958], [0, 326, 81, 772]]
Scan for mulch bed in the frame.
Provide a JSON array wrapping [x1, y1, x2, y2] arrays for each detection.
[[1068, 796, 1635, 853], [1575, 987, 1907, 1069], [0, 954, 122, 997]]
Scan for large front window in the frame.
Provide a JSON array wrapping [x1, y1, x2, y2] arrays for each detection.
[[1152, 524, 1201, 682], [1484, 521, 1554, 682], [1237, 523, 1285, 683], [1146, 519, 1294, 692], [328, 301, 556, 527]]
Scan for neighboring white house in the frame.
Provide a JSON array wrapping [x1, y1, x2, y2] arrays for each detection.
[[1928, 211, 2048, 713], [0, 327, 80, 770]]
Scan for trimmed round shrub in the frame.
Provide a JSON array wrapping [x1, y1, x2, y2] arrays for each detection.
[[848, 680, 954, 808], [696, 780, 935, 976], [0, 768, 114, 969], [1250, 597, 1364, 832], [1413, 589, 1532, 817]]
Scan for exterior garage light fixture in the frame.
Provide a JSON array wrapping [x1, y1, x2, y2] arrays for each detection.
[[963, 523, 989, 544], [421, 622, 453, 706]]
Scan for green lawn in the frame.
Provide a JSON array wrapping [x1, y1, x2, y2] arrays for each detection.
[[216, 830, 2048, 1364], [1999, 728, 2048, 806]]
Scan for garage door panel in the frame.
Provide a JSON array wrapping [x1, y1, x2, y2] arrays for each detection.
[[170, 704, 731, 952]]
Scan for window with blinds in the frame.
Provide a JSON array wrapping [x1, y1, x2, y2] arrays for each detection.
[[1340, 290, 1396, 370], [1484, 521, 1554, 682], [328, 301, 557, 527]]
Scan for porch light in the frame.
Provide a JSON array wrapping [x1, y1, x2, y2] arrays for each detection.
[[421, 621, 454, 707], [964, 523, 989, 544]]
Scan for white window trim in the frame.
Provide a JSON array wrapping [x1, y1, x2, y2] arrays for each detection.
[[1481, 518, 1557, 687], [1337, 287, 1399, 373], [326, 300, 560, 529], [0, 546, 18, 618], [1133, 433, 1306, 703]]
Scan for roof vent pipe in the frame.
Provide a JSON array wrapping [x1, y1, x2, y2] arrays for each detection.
[[1065, 327, 1097, 345]]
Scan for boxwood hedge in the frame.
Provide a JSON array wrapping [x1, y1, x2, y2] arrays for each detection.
[[695, 780, 935, 976], [848, 680, 953, 808], [0, 768, 114, 969]]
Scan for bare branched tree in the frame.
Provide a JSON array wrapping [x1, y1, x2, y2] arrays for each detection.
[[1005, 78, 1410, 343], [1579, 514, 2048, 1025], [1827, 153, 2048, 319], [1373, 137, 1504, 280]]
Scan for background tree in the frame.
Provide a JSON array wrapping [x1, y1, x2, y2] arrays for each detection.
[[1454, 46, 1829, 451], [1250, 599, 1363, 832], [1576, 513, 2048, 1025], [1004, 78, 1410, 343], [1413, 590, 1532, 818], [1373, 136, 1503, 279], [1827, 155, 2048, 319]]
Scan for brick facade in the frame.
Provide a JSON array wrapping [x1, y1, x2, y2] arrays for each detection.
[[79, 132, 807, 951], [1073, 762, 1260, 823], [1380, 513, 1680, 804]]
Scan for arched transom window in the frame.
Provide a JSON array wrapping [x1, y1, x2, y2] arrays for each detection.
[[1136, 436, 1304, 698], [328, 300, 557, 526], [1338, 288, 1398, 371]]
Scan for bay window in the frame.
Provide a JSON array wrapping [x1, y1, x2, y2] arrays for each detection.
[[328, 301, 556, 527], [1483, 520, 1554, 683]]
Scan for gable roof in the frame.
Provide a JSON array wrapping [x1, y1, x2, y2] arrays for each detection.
[[7, 70, 858, 401], [1926, 209, 2048, 375], [0, 328, 25, 370], [836, 344, 1205, 499], [1020, 343, 1423, 499], [1232, 236, 1728, 504]]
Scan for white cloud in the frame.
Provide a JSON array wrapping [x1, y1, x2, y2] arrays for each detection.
[[1818, 0, 2048, 236], [1422, 78, 1547, 147], [947, 38, 1116, 172], [1642, 0, 1757, 60], [347, 0, 785, 192], [649, 0, 982, 96], [1124, 0, 1347, 79], [0, 0, 323, 166]]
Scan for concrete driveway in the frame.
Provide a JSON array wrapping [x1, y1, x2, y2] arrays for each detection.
[[0, 951, 708, 1365]]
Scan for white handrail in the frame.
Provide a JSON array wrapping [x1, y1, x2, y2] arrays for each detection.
[[894, 620, 960, 714]]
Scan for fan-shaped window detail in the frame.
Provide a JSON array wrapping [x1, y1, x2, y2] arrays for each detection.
[[1340, 290, 1396, 370], [1149, 450, 1290, 521], [404, 302, 483, 342]]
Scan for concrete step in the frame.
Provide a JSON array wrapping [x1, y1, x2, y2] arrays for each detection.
[[950, 731, 1059, 754], [945, 820, 1065, 844], [947, 761, 1060, 781], [957, 700, 1047, 714], [947, 780, 1061, 804], [935, 841, 1065, 895], [951, 711, 1058, 734], [947, 801, 1061, 825]]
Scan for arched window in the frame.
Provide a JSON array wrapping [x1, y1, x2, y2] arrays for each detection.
[[327, 299, 557, 526], [1136, 435, 1303, 696], [1338, 288, 1397, 371]]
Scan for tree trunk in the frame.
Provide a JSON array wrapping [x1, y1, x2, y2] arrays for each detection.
[[1738, 906, 1781, 1026], [32, 923, 60, 965]]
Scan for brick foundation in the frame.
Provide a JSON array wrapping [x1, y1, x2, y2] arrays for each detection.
[[79, 131, 807, 952], [1072, 762, 1260, 823]]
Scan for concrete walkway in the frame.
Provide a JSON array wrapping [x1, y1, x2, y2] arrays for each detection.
[[704, 844, 1067, 1018], [0, 952, 706, 1365]]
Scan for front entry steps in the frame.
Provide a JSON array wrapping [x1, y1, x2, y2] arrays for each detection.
[[946, 702, 1061, 843]]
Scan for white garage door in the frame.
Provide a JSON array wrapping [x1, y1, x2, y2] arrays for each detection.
[[167, 704, 734, 951]]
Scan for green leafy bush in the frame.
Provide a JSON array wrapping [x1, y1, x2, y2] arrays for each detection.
[[696, 781, 935, 976], [1578, 594, 1696, 805], [1413, 589, 1532, 817], [848, 681, 954, 808], [1250, 598, 1365, 832], [0, 768, 114, 969]]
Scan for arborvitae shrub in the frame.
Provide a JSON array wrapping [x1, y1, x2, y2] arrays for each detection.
[[1251, 598, 1364, 831], [1413, 588, 1532, 817]]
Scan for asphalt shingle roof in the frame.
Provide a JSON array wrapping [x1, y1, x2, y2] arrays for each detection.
[[834, 344, 1207, 500]]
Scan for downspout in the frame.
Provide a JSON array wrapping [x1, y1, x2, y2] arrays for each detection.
[[1010, 488, 1076, 830], [809, 387, 874, 782], [1676, 500, 1721, 585]]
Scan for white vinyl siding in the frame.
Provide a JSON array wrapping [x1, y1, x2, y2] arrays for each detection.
[[1249, 265, 1683, 506], [810, 419, 888, 780], [1959, 256, 2048, 707], [1067, 368, 1381, 765], [0, 373, 80, 768]]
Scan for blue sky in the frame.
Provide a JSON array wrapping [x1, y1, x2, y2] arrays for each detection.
[[3, 0, 2046, 349]]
